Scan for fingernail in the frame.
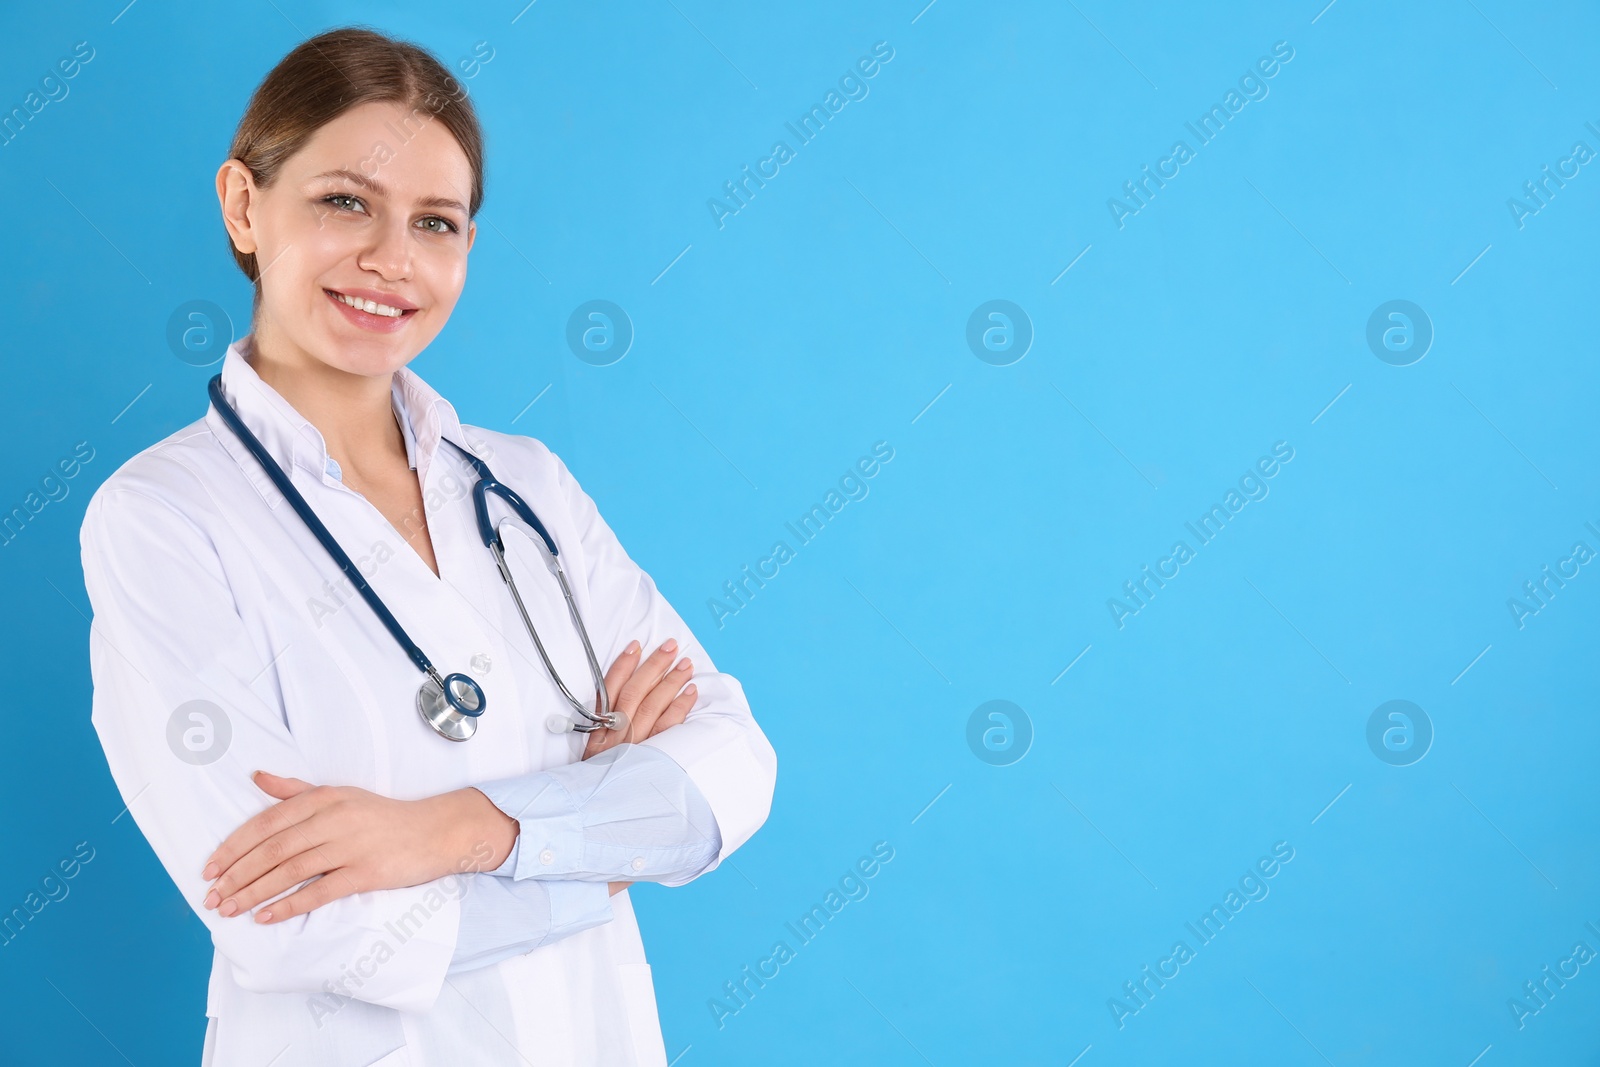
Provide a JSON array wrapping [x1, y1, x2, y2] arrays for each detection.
[[675, 659, 691, 672], [204, 889, 220, 909], [202, 862, 218, 880], [625, 640, 639, 655], [685, 684, 697, 696], [256, 910, 272, 924], [661, 638, 677, 653], [219, 899, 238, 917]]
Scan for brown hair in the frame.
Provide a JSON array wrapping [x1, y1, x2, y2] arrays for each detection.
[[224, 26, 485, 287]]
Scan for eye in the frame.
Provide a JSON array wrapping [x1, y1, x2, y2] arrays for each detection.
[[417, 215, 460, 235], [318, 194, 371, 219]]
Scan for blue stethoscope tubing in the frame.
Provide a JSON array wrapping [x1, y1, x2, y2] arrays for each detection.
[[207, 374, 618, 742], [444, 430, 618, 739]]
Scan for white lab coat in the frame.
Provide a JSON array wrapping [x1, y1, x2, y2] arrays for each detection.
[[79, 338, 777, 1066]]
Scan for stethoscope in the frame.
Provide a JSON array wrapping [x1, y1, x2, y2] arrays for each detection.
[[208, 375, 625, 743]]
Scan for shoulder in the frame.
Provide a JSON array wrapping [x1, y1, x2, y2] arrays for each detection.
[[457, 422, 581, 490], [455, 424, 614, 533], [79, 417, 232, 545]]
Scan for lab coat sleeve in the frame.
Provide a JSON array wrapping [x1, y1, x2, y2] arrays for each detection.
[[80, 484, 463, 1013], [541, 441, 777, 878]]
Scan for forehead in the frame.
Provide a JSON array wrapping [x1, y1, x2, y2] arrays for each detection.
[[286, 100, 473, 206]]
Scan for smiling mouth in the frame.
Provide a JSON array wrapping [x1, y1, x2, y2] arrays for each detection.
[[324, 289, 417, 319]]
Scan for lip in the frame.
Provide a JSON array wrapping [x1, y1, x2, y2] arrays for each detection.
[[330, 286, 418, 311], [324, 288, 419, 334]]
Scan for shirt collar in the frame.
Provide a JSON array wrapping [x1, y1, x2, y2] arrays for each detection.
[[206, 335, 467, 502], [325, 386, 419, 482]]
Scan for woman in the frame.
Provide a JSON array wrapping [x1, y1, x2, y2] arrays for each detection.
[[80, 26, 776, 1067]]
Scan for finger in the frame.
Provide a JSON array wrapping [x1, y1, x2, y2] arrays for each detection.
[[601, 640, 641, 718], [251, 770, 314, 801], [585, 642, 672, 759], [205, 804, 341, 913], [582, 720, 610, 759], [648, 684, 697, 737], [203, 781, 329, 882], [581, 660, 624, 761], [616, 639, 680, 718], [584, 712, 629, 758], [627, 658, 693, 743], [255, 867, 358, 924], [582, 729, 612, 760], [206, 828, 338, 917]]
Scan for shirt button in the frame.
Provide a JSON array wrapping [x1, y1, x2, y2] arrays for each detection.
[[539, 848, 555, 866], [630, 857, 645, 871], [470, 652, 492, 674]]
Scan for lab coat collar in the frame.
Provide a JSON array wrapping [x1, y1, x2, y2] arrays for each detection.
[[206, 335, 471, 505]]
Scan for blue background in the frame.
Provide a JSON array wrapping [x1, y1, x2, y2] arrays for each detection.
[[2, 1, 1597, 1063]]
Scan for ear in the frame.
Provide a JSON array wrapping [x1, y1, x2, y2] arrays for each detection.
[[216, 158, 260, 257], [465, 218, 476, 254]]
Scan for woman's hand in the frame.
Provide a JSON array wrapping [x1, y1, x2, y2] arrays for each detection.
[[590, 637, 699, 897], [582, 638, 698, 761], [201, 640, 697, 920], [199, 771, 503, 925]]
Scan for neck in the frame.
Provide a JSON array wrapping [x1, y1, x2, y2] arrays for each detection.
[[245, 319, 406, 478]]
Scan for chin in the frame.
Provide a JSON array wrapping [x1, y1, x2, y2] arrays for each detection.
[[299, 332, 407, 377]]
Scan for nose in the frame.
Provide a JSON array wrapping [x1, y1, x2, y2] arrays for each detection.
[[357, 215, 413, 281]]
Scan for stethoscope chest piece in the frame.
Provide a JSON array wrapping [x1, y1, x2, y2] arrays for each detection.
[[417, 670, 487, 742]]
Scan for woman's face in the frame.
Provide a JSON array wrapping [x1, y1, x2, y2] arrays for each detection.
[[219, 99, 477, 377]]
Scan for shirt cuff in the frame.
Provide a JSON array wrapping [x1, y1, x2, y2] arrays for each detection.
[[474, 772, 588, 880], [447, 875, 614, 976], [473, 743, 723, 885], [546, 878, 614, 938], [487, 833, 520, 876]]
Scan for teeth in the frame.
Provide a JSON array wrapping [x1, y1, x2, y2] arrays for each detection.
[[333, 291, 407, 318]]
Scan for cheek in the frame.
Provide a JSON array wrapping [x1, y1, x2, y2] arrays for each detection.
[[295, 216, 366, 273], [260, 215, 352, 301], [422, 248, 470, 310]]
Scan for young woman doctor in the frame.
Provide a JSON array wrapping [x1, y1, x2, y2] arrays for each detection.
[[80, 27, 776, 1067]]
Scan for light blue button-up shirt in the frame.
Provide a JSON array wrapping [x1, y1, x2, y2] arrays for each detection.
[[327, 389, 723, 974], [460, 743, 722, 973]]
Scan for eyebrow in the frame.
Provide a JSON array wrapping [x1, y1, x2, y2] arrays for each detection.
[[306, 168, 468, 215]]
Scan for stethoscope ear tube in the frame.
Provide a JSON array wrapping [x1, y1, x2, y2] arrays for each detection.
[[486, 522, 617, 734], [443, 437, 561, 558]]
